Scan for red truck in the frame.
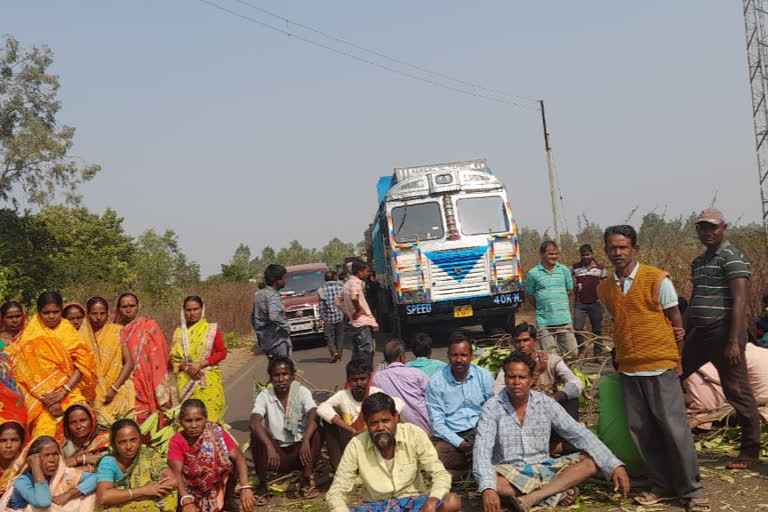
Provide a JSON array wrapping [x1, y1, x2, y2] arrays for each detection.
[[280, 263, 329, 339]]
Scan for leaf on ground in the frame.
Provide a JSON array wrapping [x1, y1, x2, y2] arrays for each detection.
[[719, 474, 735, 484]]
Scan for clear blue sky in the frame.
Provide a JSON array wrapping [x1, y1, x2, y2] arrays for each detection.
[[4, 1, 759, 276]]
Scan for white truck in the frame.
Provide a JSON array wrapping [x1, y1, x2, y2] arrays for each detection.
[[365, 159, 523, 339]]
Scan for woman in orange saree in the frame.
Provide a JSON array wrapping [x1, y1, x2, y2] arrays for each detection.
[[7, 291, 96, 438], [113, 293, 171, 424], [83, 297, 135, 425]]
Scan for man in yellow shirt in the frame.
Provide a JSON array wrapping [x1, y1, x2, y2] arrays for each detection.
[[326, 393, 461, 512]]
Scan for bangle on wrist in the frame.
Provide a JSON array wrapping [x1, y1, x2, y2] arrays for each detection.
[[82, 454, 86, 465], [62, 383, 72, 393], [236, 484, 252, 491], [180, 495, 195, 506], [110, 384, 119, 393], [128, 489, 133, 500]]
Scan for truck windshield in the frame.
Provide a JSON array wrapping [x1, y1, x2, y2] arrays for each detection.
[[391, 202, 444, 243], [283, 270, 326, 295], [457, 196, 509, 235]]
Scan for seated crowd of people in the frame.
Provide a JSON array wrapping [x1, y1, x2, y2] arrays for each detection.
[[1, 255, 766, 511], [0, 290, 254, 511]]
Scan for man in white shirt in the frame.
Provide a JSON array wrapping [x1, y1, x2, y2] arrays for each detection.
[[250, 357, 321, 500], [317, 358, 404, 469]]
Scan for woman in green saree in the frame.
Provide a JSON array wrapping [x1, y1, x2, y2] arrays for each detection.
[[95, 419, 176, 511]]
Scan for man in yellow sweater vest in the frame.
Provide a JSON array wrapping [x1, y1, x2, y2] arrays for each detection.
[[598, 225, 709, 512]]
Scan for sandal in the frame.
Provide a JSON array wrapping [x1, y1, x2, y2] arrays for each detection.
[[683, 497, 712, 512], [634, 490, 676, 506], [725, 458, 759, 470], [557, 487, 580, 507], [299, 484, 320, 499]]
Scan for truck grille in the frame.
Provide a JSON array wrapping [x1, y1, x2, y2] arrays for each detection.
[[287, 308, 315, 320], [425, 247, 490, 301]]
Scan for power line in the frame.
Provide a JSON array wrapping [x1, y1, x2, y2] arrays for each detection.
[[229, 0, 539, 106], [195, 0, 539, 108]]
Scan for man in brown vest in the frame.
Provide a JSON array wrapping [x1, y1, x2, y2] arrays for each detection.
[[598, 225, 709, 512]]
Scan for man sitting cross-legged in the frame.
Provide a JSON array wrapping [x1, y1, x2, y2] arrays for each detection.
[[317, 358, 404, 470], [250, 357, 322, 501], [491, 322, 584, 454], [326, 392, 461, 512], [475, 351, 630, 512]]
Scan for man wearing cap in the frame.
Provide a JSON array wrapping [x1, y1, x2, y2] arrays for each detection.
[[682, 209, 761, 470]]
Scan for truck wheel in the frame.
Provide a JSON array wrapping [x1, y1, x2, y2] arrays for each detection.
[[483, 313, 515, 335]]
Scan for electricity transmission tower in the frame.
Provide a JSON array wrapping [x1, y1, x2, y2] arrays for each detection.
[[743, 0, 768, 240]]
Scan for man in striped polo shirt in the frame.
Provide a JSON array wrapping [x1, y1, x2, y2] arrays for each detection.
[[682, 208, 761, 470]]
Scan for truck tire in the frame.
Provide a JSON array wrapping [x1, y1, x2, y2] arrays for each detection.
[[483, 312, 516, 335]]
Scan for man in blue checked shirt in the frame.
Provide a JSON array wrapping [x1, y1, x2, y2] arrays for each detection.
[[318, 270, 345, 363], [474, 351, 630, 512], [426, 331, 494, 476]]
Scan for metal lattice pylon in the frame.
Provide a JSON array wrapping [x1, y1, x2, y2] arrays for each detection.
[[743, 0, 768, 240]]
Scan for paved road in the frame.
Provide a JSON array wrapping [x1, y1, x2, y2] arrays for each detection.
[[223, 332, 453, 445]]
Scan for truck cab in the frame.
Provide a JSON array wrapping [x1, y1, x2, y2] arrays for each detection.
[[366, 159, 523, 338]]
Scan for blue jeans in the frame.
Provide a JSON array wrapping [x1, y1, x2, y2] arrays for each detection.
[[348, 325, 373, 356], [573, 302, 603, 355]]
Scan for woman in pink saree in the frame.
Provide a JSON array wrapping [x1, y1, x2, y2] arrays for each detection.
[[113, 293, 171, 424]]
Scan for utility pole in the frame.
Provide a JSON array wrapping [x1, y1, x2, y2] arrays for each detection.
[[539, 100, 561, 246], [743, 0, 768, 243]]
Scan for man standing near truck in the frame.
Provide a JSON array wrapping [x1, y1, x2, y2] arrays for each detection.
[[319, 270, 345, 363], [251, 264, 293, 359], [340, 261, 378, 364]]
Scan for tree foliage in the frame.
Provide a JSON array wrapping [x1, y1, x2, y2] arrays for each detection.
[[0, 206, 200, 306], [0, 36, 100, 207], [217, 237, 358, 282], [134, 229, 200, 303]]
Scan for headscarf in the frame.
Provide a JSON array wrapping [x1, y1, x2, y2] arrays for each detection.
[[0, 435, 96, 511], [55, 403, 110, 458], [180, 422, 232, 512]]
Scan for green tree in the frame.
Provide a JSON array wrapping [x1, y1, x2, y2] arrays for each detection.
[[0, 208, 54, 303], [0, 36, 100, 207], [318, 237, 355, 268], [134, 229, 199, 302], [35, 205, 136, 292]]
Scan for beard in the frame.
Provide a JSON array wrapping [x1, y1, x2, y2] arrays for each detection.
[[373, 431, 394, 448]]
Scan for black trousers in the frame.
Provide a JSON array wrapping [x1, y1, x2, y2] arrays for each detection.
[[681, 319, 761, 459], [621, 370, 704, 499]]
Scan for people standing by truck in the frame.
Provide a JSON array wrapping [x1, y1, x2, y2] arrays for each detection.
[[251, 264, 293, 359], [318, 271, 345, 363], [571, 244, 608, 356], [525, 241, 578, 356], [339, 261, 378, 364]]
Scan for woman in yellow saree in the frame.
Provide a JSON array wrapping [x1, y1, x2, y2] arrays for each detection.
[[8, 292, 96, 438], [83, 297, 135, 426], [170, 296, 227, 423], [95, 419, 176, 512]]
